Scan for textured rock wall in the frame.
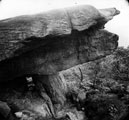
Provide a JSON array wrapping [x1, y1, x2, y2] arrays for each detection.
[[59, 49, 129, 120], [0, 29, 118, 81]]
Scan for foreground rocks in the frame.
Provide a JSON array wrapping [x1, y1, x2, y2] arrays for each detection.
[[0, 4, 121, 120]]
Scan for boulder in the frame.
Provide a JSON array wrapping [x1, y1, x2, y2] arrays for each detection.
[[0, 5, 119, 82], [0, 101, 11, 118], [0, 4, 120, 120], [0, 5, 119, 61]]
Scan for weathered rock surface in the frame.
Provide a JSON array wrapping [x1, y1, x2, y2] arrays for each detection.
[[2, 48, 129, 120], [0, 5, 119, 61], [0, 29, 118, 81], [59, 48, 129, 120], [0, 4, 121, 120]]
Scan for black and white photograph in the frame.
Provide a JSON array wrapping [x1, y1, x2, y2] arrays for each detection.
[[0, 0, 129, 120]]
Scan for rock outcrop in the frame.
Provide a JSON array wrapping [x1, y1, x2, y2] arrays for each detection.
[[0, 5, 119, 61], [0, 5, 119, 81], [0, 29, 118, 81], [59, 48, 129, 120], [0, 5, 120, 120]]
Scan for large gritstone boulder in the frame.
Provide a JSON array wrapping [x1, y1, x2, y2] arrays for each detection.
[[0, 5, 120, 120]]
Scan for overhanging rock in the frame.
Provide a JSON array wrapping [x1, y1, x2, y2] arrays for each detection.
[[0, 29, 118, 81], [0, 5, 119, 62], [0, 5, 119, 81]]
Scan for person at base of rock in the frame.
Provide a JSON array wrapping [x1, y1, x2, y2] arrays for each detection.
[[26, 76, 35, 91], [26, 75, 56, 119], [24, 75, 76, 120]]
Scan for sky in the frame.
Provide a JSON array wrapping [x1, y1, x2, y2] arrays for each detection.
[[0, 0, 129, 47]]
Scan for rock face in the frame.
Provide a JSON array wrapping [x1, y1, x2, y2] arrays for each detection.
[[0, 5, 119, 61], [0, 4, 121, 120], [0, 29, 118, 81], [60, 48, 129, 120]]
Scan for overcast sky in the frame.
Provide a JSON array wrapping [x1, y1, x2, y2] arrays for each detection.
[[0, 0, 129, 47]]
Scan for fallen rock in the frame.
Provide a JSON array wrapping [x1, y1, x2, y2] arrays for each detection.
[[0, 101, 15, 120], [15, 111, 23, 118], [0, 101, 11, 118]]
